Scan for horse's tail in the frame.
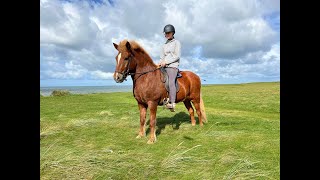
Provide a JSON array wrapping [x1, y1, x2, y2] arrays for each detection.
[[200, 92, 207, 123]]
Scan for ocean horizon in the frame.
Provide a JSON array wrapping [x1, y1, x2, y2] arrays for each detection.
[[40, 84, 216, 96], [40, 85, 133, 96], [40, 82, 278, 96]]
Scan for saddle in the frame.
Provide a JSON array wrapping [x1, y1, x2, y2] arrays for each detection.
[[160, 67, 182, 93]]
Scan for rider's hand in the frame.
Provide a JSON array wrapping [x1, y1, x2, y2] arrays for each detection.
[[160, 61, 166, 67]]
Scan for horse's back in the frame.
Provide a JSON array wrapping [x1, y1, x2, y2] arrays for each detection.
[[179, 71, 201, 85]]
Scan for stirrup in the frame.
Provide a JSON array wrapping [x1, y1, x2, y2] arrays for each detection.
[[165, 102, 176, 112], [163, 98, 169, 109]]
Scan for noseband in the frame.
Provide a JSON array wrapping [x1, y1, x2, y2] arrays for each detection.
[[114, 53, 134, 81]]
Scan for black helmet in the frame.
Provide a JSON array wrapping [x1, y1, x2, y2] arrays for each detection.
[[163, 24, 175, 34]]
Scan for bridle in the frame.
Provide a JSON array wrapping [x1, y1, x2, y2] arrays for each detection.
[[114, 53, 134, 81], [114, 52, 161, 82]]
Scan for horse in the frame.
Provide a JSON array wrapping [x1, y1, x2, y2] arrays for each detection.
[[112, 39, 207, 144]]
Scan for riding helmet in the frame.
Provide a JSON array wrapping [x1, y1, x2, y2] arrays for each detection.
[[163, 24, 175, 34]]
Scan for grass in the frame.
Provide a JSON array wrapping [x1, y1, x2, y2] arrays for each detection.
[[40, 82, 280, 179]]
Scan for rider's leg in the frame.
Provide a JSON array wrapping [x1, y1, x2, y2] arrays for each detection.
[[165, 67, 178, 109]]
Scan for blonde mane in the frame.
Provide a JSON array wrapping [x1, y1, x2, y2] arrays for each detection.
[[118, 39, 155, 65]]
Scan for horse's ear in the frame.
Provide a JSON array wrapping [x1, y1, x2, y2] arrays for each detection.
[[126, 41, 134, 55], [113, 43, 118, 50], [126, 41, 131, 51]]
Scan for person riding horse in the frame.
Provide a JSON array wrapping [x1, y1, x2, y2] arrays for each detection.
[[112, 35, 207, 144], [158, 24, 181, 111]]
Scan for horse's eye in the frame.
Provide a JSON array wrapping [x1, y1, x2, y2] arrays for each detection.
[[124, 57, 129, 60]]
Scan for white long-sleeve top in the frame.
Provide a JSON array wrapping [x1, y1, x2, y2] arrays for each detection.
[[159, 38, 181, 68]]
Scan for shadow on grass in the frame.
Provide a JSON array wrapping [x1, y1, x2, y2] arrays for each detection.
[[146, 112, 198, 136]]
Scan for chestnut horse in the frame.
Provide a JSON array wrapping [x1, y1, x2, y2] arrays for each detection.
[[113, 39, 207, 144]]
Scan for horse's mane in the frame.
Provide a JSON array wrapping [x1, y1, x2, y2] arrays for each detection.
[[119, 39, 156, 66]]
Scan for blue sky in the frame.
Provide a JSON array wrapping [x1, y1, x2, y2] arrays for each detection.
[[40, 0, 279, 87]]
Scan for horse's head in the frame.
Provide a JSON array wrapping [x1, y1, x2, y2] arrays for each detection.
[[112, 40, 136, 83]]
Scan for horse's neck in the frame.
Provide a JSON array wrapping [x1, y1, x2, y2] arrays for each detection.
[[134, 53, 157, 73]]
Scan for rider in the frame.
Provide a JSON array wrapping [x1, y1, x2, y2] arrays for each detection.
[[158, 24, 181, 111]]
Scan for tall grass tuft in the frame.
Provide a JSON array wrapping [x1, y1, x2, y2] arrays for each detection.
[[50, 90, 71, 96]]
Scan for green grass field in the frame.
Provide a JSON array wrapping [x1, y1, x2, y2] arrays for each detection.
[[40, 82, 280, 179]]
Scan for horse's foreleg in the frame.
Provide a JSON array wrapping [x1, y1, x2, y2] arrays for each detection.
[[136, 103, 147, 138], [147, 101, 157, 144]]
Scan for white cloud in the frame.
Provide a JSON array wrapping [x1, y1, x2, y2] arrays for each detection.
[[90, 70, 114, 80], [41, 60, 114, 80], [42, 61, 88, 79], [40, 0, 279, 84], [179, 42, 280, 82]]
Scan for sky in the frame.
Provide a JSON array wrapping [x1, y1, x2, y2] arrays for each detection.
[[40, 0, 280, 87]]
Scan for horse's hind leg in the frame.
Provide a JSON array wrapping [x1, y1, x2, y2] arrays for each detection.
[[192, 99, 203, 126], [184, 100, 196, 126]]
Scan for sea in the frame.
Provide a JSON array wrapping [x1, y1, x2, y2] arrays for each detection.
[[40, 85, 133, 96]]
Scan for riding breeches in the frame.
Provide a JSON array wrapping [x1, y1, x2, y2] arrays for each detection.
[[165, 67, 178, 103]]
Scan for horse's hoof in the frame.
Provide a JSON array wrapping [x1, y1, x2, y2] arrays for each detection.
[[136, 133, 146, 138], [147, 139, 156, 144], [136, 135, 143, 138], [191, 123, 196, 126], [199, 123, 204, 126]]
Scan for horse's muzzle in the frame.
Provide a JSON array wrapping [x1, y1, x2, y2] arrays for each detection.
[[114, 72, 126, 83]]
